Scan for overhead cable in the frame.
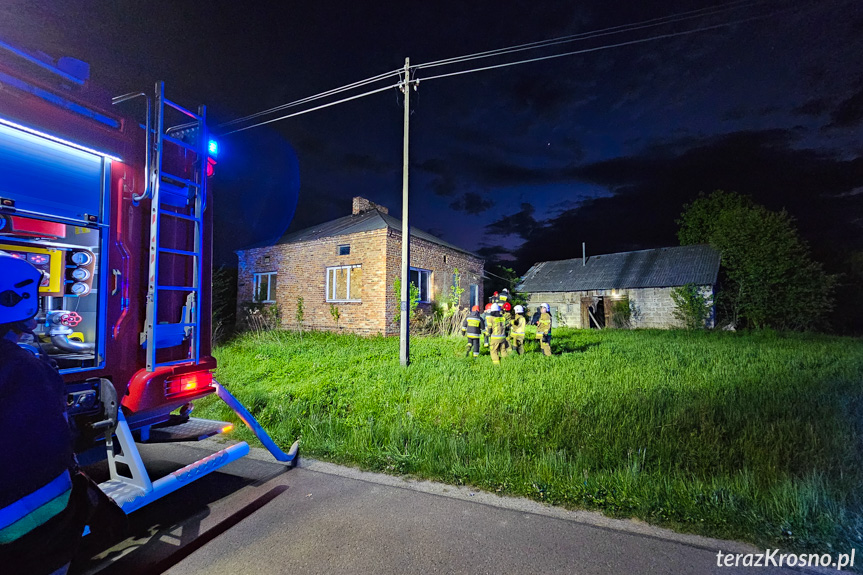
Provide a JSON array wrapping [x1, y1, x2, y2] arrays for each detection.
[[219, 0, 762, 131], [415, 0, 765, 71], [417, 8, 800, 84], [219, 68, 403, 128], [221, 83, 400, 135]]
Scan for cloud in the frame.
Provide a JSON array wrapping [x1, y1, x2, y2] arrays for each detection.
[[828, 89, 863, 128], [792, 98, 831, 118], [475, 245, 514, 260], [485, 203, 541, 240], [342, 152, 391, 174], [449, 192, 493, 215], [417, 158, 457, 197], [507, 129, 863, 272]]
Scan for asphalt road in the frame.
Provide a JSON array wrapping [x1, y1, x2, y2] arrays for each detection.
[[72, 440, 822, 575]]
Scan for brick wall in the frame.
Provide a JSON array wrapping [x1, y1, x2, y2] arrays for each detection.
[[525, 285, 715, 329], [237, 227, 484, 336], [237, 228, 391, 335], [383, 231, 484, 336]]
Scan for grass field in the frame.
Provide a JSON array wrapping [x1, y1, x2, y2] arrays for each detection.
[[196, 328, 863, 553]]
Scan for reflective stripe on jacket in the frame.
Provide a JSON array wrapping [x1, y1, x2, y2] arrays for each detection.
[[461, 313, 484, 338], [0, 470, 72, 543], [511, 315, 526, 336], [487, 315, 508, 339], [536, 312, 552, 336]]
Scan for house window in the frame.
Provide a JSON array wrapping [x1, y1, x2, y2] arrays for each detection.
[[470, 284, 479, 309], [326, 264, 362, 302], [253, 272, 277, 303], [409, 267, 431, 302], [338, 244, 350, 256]]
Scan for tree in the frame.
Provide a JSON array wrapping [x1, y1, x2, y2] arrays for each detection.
[[677, 190, 835, 330], [483, 264, 528, 306]]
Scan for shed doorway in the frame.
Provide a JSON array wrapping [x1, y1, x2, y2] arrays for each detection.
[[581, 297, 606, 329]]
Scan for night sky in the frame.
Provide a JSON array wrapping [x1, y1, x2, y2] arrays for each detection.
[[1, 0, 861, 273]]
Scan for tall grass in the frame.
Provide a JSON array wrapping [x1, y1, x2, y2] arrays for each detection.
[[196, 328, 863, 552]]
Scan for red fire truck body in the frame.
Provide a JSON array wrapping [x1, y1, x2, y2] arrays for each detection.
[[0, 40, 293, 514]]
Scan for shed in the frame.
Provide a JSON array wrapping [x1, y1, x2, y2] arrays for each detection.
[[517, 245, 720, 329]]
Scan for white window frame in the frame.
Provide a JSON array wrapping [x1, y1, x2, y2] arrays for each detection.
[[410, 267, 432, 303], [326, 264, 362, 302], [253, 272, 277, 303]]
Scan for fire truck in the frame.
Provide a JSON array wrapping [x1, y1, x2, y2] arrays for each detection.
[[0, 39, 296, 515]]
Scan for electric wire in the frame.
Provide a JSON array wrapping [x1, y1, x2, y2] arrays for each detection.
[[415, 0, 764, 71], [417, 8, 799, 84], [218, 0, 762, 131], [218, 67, 403, 128], [221, 82, 400, 135], [219, 1, 802, 135]]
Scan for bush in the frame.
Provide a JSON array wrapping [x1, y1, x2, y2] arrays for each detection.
[[671, 284, 712, 329], [609, 297, 633, 329], [240, 302, 281, 333]]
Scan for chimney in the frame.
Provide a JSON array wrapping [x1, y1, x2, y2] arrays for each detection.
[[352, 196, 389, 215]]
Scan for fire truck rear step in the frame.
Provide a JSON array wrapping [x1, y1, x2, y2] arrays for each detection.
[[100, 411, 251, 514], [142, 417, 231, 443], [100, 442, 250, 514]]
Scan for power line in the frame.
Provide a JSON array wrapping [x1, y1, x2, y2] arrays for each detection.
[[218, 1, 805, 136], [416, 7, 800, 84], [218, 1, 764, 132], [221, 82, 400, 135], [415, 0, 763, 71], [219, 68, 402, 128]]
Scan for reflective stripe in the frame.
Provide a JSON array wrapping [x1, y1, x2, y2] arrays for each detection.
[[0, 470, 72, 542], [467, 334, 480, 339]]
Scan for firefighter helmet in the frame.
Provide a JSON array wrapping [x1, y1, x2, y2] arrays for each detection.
[[490, 303, 501, 313], [541, 303, 550, 312], [0, 251, 42, 325], [502, 302, 512, 311], [471, 305, 480, 312], [514, 305, 524, 314]]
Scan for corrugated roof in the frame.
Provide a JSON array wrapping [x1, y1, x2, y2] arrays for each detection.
[[241, 209, 479, 257], [517, 245, 720, 292]]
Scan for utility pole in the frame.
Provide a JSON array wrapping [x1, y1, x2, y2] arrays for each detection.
[[399, 57, 411, 367]]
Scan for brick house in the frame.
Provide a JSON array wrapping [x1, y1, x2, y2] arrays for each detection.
[[236, 197, 484, 335], [517, 245, 720, 329]]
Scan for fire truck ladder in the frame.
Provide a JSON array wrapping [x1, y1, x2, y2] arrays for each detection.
[[142, 82, 206, 371]]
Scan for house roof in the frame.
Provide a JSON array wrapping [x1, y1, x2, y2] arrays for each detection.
[[244, 208, 479, 258], [517, 245, 720, 293]]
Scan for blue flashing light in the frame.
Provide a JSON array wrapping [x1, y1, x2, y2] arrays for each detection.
[[208, 139, 218, 157]]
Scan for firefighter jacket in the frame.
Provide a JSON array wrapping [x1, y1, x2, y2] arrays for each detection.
[[461, 311, 485, 339], [511, 315, 526, 338], [536, 312, 552, 336], [486, 314, 508, 340]]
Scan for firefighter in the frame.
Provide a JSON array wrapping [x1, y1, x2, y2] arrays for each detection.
[[0, 252, 85, 574], [485, 303, 509, 365], [498, 288, 510, 306], [501, 301, 513, 355], [481, 302, 493, 348], [461, 305, 485, 358], [535, 302, 553, 356], [511, 305, 527, 355]]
